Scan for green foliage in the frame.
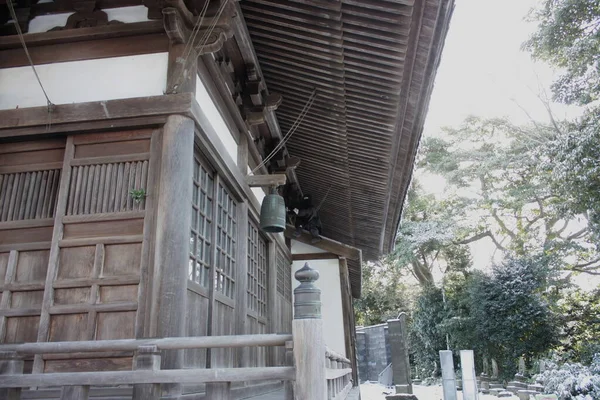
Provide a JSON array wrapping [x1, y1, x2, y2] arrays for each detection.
[[541, 109, 600, 245], [408, 257, 559, 380], [129, 188, 147, 203], [466, 257, 559, 379], [354, 262, 415, 326], [525, 0, 600, 105], [556, 287, 600, 364], [410, 285, 448, 377], [420, 116, 599, 274], [387, 182, 473, 286]]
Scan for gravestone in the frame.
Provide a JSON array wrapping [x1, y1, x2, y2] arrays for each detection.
[[460, 350, 479, 400], [388, 315, 412, 394], [439, 350, 458, 400], [491, 359, 499, 381]]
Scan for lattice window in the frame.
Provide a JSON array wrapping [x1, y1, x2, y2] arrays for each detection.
[[215, 183, 237, 298], [276, 250, 292, 301], [189, 158, 214, 287], [247, 221, 267, 317]]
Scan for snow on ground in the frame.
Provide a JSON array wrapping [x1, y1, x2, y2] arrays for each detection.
[[360, 382, 519, 400]]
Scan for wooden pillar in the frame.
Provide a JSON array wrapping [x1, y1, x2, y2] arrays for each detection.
[[339, 257, 359, 386], [0, 351, 23, 400], [154, 114, 195, 398], [292, 263, 326, 400], [133, 345, 161, 400], [235, 201, 249, 368], [267, 240, 277, 366]]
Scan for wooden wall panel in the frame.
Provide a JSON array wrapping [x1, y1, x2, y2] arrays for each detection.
[[184, 290, 209, 369], [212, 300, 235, 368], [245, 315, 266, 367], [103, 243, 142, 276], [5, 316, 39, 343], [56, 246, 96, 279], [48, 314, 88, 342], [96, 311, 136, 340]]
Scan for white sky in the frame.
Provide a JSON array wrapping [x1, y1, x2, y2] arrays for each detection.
[[416, 0, 597, 288]]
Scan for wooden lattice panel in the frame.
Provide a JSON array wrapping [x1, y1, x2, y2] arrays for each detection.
[[189, 157, 214, 287], [247, 221, 267, 318], [276, 249, 291, 301], [66, 161, 149, 215], [0, 170, 61, 222], [215, 183, 237, 299]]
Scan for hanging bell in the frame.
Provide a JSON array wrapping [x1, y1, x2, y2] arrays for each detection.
[[260, 188, 286, 233]]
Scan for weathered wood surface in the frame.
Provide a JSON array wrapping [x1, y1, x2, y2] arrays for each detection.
[[0, 93, 194, 132], [0, 351, 23, 400], [0, 366, 295, 388], [0, 334, 292, 354], [153, 116, 194, 395], [246, 174, 287, 188], [284, 225, 360, 261], [60, 385, 89, 400], [132, 345, 161, 400], [292, 319, 326, 400]]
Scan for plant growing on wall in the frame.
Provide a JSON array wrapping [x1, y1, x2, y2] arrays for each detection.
[[129, 188, 147, 204]]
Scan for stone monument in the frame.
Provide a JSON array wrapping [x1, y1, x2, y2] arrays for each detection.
[[388, 314, 412, 394]]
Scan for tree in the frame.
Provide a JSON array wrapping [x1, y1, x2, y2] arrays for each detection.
[[410, 285, 448, 377], [420, 116, 600, 275], [387, 182, 473, 286], [524, 0, 600, 105], [354, 261, 416, 326], [467, 257, 559, 379]]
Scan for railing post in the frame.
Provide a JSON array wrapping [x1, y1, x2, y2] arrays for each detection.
[[206, 382, 231, 400], [292, 263, 326, 400], [0, 351, 23, 400], [133, 345, 161, 400], [60, 386, 89, 400]]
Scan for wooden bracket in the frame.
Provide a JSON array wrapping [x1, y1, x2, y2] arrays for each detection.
[[246, 174, 287, 187]]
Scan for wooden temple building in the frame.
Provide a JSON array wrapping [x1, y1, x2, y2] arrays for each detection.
[[0, 0, 453, 398]]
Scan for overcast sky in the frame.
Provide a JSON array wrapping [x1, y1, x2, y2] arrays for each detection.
[[417, 0, 593, 283], [423, 0, 577, 138]]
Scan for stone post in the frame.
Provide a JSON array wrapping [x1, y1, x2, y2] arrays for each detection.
[[292, 263, 326, 400], [460, 350, 479, 400], [388, 314, 412, 394], [439, 350, 458, 400]]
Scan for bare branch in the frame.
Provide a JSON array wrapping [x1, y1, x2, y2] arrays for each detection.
[[572, 257, 600, 270], [454, 230, 507, 252]]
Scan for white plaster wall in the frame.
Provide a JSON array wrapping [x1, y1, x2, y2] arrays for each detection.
[[195, 77, 238, 165], [291, 241, 346, 357], [28, 6, 149, 33], [0, 53, 168, 110]]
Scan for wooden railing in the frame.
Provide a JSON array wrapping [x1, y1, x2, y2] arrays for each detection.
[[326, 347, 353, 400], [0, 334, 293, 400], [0, 262, 355, 400]]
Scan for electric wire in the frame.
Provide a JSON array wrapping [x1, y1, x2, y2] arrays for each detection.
[[251, 89, 317, 174], [7, 0, 54, 110], [251, 91, 316, 173], [173, 0, 210, 89]]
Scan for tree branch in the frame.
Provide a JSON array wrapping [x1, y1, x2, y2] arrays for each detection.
[[454, 230, 507, 252], [565, 226, 589, 241]]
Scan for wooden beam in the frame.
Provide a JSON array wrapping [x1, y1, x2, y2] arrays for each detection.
[[0, 33, 168, 68], [0, 93, 194, 133], [246, 174, 287, 187], [0, 21, 164, 50], [284, 225, 360, 261], [339, 258, 359, 386], [292, 253, 338, 261]]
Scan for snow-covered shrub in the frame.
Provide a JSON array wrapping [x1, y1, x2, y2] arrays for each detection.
[[536, 356, 600, 400]]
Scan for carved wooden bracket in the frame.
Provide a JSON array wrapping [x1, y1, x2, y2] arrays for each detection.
[[162, 6, 232, 52], [239, 64, 282, 127]]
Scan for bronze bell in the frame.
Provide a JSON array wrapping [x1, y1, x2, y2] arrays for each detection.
[[260, 188, 286, 233]]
